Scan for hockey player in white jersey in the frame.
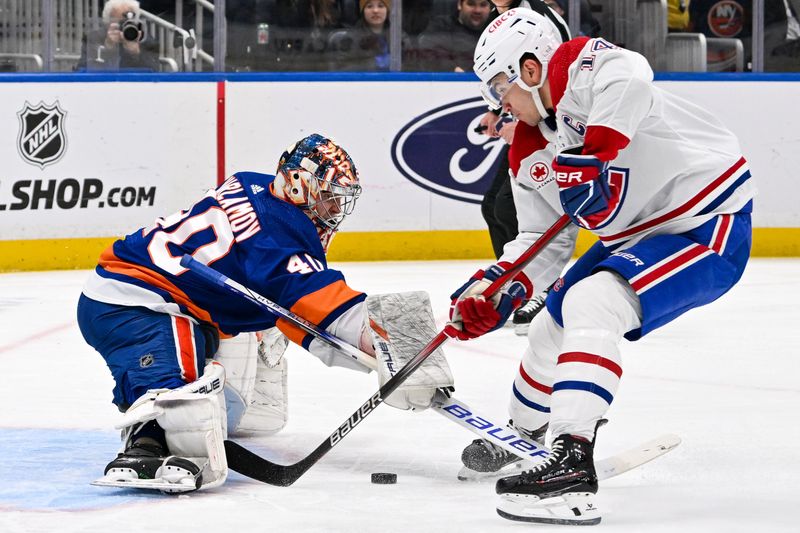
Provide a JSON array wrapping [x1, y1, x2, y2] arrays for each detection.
[[445, 8, 755, 525]]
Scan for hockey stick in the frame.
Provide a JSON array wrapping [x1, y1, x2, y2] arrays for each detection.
[[181, 214, 571, 486], [181, 249, 680, 484]]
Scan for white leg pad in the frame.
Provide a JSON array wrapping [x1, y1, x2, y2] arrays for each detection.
[[214, 328, 289, 435], [215, 329, 289, 436], [234, 354, 288, 435], [114, 361, 229, 490]]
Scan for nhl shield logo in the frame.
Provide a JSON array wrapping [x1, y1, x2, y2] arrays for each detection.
[[17, 101, 67, 168]]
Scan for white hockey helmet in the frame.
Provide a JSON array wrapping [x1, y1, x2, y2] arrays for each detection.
[[473, 8, 563, 117]]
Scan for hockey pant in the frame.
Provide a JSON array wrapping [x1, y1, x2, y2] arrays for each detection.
[[510, 210, 752, 439]]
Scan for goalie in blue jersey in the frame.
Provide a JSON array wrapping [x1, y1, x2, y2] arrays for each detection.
[[77, 133, 454, 493]]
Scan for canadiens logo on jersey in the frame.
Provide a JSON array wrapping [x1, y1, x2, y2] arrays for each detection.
[[391, 97, 505, 204], [17, 101, 67, 169]]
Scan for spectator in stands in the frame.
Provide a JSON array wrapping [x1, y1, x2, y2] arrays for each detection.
[[328, 0, 393, 70], [76, 0, 160, 71], [416, 0, 492, 71], [667, 0, 691, 32]]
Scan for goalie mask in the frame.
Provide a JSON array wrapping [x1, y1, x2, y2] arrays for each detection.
[[273, 134, 362, 248], [473, 8, 564, 118]]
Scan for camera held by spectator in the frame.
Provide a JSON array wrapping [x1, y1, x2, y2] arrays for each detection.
[[118, 11, 144, 43], [75, 0, 159, 71]]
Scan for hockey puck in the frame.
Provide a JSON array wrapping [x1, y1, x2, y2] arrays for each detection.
[[371, 472, 397, 484]]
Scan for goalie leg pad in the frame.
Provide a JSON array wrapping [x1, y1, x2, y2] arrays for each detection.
[[100, 361, 229, 491], [214, 329, 289, 436], [366, 291, 454, 410]]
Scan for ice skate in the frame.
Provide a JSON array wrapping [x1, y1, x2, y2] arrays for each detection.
[[458, 422, 546, 481], [512, 289, 549, 336], [93, 429, 203, 494], [495, 433, 600, 525]]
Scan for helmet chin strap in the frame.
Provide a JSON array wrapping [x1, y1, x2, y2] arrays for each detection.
[[515, 71, 551, 122]]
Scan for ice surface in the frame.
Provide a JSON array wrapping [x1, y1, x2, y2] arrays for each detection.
[[1, 259, 798, 532]]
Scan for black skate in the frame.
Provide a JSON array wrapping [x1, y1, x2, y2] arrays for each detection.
[[496, 434, 600, 525], [94, 436, 203, 493], [458, 422, 547, 482], [512, 287, 550, 336]]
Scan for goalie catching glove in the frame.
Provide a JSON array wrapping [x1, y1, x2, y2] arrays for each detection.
[[445, 262, 532, 340], [365, 291, 454, 411]]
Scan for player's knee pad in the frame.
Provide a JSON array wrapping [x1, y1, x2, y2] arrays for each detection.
[[366, 291, 454, 411], [561, 270, 642, 341], [116, 361, 228, 489], [214, 329, 289, 436]]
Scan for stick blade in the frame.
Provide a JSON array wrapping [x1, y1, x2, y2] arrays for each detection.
[[224, 440, 299, 487], [596, 433, 681, 481]]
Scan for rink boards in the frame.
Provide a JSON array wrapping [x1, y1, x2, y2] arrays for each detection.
[[0, 73, 798, 271]]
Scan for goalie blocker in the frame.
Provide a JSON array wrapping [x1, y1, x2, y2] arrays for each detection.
[[366, 291, 454, 411]]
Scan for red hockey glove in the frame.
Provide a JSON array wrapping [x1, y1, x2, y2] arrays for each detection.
[[444, 263, 532, 340]]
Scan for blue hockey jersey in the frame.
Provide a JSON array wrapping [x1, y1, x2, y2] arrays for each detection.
[[82, 172, 365, 349]]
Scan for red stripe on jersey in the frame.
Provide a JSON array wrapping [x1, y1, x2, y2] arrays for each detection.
[[710, 214, 733, 254], [519, 363, 553, 395], [509, 121, 548, 177], [583, 125, 630, 162], [599, 157, 746, 243], [277, 280, 364, 346], [174, 316, 198, 382], [630, 244, 708, 292], [557, 352, 622, 378]]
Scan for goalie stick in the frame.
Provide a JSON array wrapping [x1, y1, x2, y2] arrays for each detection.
[[184, 215, 571, 486]]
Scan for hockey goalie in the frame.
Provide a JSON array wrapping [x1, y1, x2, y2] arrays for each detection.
[[77, 134, 452, 493]]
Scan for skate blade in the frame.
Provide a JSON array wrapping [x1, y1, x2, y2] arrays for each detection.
[[457, 460, 528, 482], [92, 469, 200, 493], [497, 492, 601, 526]]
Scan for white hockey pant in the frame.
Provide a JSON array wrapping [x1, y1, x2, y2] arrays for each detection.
[[510, 270, 642, 441]]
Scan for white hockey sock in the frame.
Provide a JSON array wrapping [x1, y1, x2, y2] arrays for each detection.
[[509, 312, 562, 431], [549, 271, 641, 440]]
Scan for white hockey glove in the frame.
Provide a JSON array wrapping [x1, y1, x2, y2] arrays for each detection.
[[366, 291, 454, 411]]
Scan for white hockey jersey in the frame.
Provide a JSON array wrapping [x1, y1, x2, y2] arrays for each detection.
[[501, 37, 756, 293]]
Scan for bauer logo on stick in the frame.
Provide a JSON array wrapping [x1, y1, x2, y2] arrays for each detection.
[[17, 101, 67, 169]]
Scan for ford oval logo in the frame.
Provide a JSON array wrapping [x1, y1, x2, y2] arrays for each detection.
[[391, 97, 506, 204]]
